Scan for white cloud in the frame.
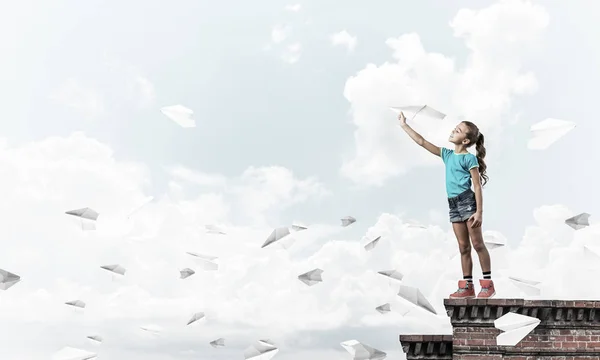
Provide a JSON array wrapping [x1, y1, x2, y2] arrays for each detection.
[[50, 78, 104, 118], [285, 4, 301, 12], [271, 24, 292, 44], [166, 165, 228, 188], [165, 164, 328, 226], [0, 132, 598, 359], [281, 42, 302, 64], [341, 0, 550, 186], [231, 166, 329, 225], [330, 30, 357, 52]]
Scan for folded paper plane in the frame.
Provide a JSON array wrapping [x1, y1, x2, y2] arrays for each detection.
[[244, 340, 279, 360], [494, 312, 540, 346], [161, 104, 195, 128], [340, 339, 387, 360], [298, 268, 323, 286], [397, 285, 436, 315], [52, 346, 97, 360], [565, 212, 590, 230], [389, 105, 446, 121], [527, 118, 575, 150], [0, 269, 20, 290]]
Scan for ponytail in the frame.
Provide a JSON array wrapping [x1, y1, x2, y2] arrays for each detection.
[[475, 133, 488, 186]]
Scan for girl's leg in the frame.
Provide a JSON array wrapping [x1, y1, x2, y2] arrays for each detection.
[[452, 222, 472, 276], [466, 219, 491, 272], [467, 219, 495, 298]]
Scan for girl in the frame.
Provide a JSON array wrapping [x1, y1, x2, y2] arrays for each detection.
[[398, 111, 495, 299]]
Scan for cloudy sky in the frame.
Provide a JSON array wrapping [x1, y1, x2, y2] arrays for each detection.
[[1, 0, 600, 359]]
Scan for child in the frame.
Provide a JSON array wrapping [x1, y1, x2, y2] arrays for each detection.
[[398, 111, 495, 299]]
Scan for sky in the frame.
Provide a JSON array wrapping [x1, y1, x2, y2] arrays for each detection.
[[1, 0, 600, 359]]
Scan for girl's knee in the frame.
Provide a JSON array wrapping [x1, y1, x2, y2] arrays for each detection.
[[459, 243, 471, 255], [472, 240, 487, 253]]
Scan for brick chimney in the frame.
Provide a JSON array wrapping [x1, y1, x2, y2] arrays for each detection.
[[400, 299, 600, 360]]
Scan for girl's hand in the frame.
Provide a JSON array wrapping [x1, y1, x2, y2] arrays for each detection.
[[468, 212, 482, 228], [398, 111, 407, 125]]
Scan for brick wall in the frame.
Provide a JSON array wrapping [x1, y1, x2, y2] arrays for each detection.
[[447, 299, 600, 359], [400, 299, 600, 360]]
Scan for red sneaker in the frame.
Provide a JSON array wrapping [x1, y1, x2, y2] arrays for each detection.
[[477, 279, 496, 298], [449, 280, 476, 299]]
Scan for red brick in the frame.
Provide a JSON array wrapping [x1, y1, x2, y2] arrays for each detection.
[[460, 333, 497, 340], [560, 341, 579, 348], [586, 341, 600, 349], [455, 355, 502, 360], [517, 341, 545, 348], [548, 336, 566, 341], [467, 339, 485, 346]]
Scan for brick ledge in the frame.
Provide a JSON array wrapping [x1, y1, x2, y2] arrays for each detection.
[[444, 298, 600, 328], [399, 335, 453, 359]]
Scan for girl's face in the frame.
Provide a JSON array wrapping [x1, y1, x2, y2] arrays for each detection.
[[448, 122, 471, 145]]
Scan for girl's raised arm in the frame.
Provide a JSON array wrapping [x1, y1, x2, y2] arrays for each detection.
[[398, 112, 441, 157]]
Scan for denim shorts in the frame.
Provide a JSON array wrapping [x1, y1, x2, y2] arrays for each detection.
[[448, 189, 477, 223]]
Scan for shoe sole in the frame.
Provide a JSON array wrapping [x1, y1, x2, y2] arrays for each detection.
[[477, 290, 496, 299], [449, 295, 476, 299]]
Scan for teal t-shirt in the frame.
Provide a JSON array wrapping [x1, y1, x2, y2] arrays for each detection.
[[441, 147, 479, 198]]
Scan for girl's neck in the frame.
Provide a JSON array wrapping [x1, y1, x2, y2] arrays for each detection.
[[454, 144, 469, 154]]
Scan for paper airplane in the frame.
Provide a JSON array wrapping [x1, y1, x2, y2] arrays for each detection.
[[527, 118, 576, 150], [86, 335, 103, 344], [100, 264, 126, 276], [261, 227, 291, 248], [397, 285, 437, 315], [565, 213, 590, 230], [210, 338, 225, 348], [341, 216, 356, 227], [389, 105, 446, 121], [205, 224, 226, 235], [377, 270, 403, 281], [508, 276, 541, 296], [186, 252, 218, 270], [140, 324, 162, 335], [161, 104, 195, 128], [583, 245, 600, 267], [375, 303, 391, 314], [0, 269, 20, 290], [483, 232, 506, 249], [340, 339, 387, 360], [364, 236, 381, 251], [65, 207, 99, 221], [180, 268, 195, 279], [244, 340, 279, 360], [187, 312, 205, 325], [494, 312, 540, 346], [298, 268, 323, 286], [52, 347, 97, 360]]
